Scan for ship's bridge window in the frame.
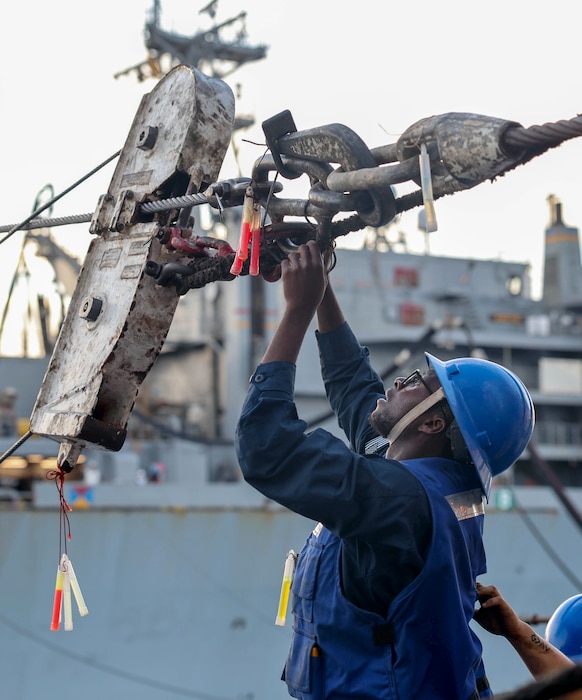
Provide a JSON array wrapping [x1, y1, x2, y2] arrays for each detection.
[[506, 274, 523, 296], [394, 267, 419, 288]]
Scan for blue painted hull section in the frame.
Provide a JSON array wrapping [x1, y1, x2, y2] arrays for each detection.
[[2, 489, 582, 699]]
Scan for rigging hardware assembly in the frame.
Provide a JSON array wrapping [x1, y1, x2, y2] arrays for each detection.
[[2, 63, 581, 473]]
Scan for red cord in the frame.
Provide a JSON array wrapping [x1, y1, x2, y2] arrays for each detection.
[[46, 467, 73, 547]]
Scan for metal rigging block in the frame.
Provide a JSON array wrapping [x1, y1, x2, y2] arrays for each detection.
[[29, 65, 235, 470]]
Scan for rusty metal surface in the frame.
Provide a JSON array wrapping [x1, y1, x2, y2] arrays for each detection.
[[29, 66, 235, 467]]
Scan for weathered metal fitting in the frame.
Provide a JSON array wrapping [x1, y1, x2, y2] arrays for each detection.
[[308, 187, 368, 214], [57, 441, 84, 473], [137, 125, 159, 150], [396, 113, 526, 190], [90, 190, 137, 235], [156, 227, 172, 244], [206, 178, 251, 206], [79, 296, 103, 322], [29, 65, 235, 468], [269, 118, 396, 227], [144, 261, 193, 289], [89, 193, 114, 235], [262, 110, 301, 180], [109, 189, 138, 232]]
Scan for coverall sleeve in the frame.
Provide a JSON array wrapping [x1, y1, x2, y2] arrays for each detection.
[[316, 322, 385, 453], [235, 361, 419, 537]]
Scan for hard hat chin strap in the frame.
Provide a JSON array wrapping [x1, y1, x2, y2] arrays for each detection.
[[387, 388, 446, 445]]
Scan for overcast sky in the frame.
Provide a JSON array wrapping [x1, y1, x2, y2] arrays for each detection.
[[2, 0, 582, 351]]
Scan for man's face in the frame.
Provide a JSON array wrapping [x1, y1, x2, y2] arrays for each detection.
[[368, 369, 440, 438]]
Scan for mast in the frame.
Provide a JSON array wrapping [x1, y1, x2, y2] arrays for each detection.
[[542, 195, 582, 310], [115, 0, 267, 85]]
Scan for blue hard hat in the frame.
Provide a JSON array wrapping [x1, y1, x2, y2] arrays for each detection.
[[546, 594, 582, 662], [425, 353, 535, 497]]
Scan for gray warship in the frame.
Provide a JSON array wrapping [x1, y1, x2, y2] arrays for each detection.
[[1, 3, 582, 699], [1, 191, 581, 699]]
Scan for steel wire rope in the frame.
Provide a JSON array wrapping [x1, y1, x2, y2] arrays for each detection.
[[504, 115, 582, 152], [140, 191, 209, 213], [0, 430, 33, 464], [0, 212, 94, 234], [0, 120, 580, 697], [0, 195, 212, 234], [0, 413, 236, 467], [0, 150, 120, 245], [2, 115, 582, 239], [2, 111, 582, 301]]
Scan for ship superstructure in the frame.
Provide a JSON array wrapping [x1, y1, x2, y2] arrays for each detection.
[[1, 198, 582, 699], [1, 3, 582, 698]]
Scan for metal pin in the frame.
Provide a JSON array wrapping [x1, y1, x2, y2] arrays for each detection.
[[419, 143, 438, 232]]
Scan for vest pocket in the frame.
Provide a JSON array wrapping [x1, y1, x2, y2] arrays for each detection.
[[282, 628, 323, 699], [291, 537, 324, 623]]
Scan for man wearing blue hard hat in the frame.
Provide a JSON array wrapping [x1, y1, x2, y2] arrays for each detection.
[[235, 242, 535, 700]]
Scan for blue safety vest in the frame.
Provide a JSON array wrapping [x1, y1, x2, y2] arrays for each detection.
[[282, 457, 492, 700]]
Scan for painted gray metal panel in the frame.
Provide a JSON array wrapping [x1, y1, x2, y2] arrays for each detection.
[[0, 509, 312, 700], [2, 489, 582, 698]]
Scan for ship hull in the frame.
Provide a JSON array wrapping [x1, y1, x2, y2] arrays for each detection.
[[2, 488, 582, 699]]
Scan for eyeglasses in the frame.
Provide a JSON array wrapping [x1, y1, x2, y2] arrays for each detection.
[[400, 369, 449, 423], [400, 369, 432, 395]]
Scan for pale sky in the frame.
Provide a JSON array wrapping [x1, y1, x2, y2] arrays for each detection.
[[2, 0, 582, 353]]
